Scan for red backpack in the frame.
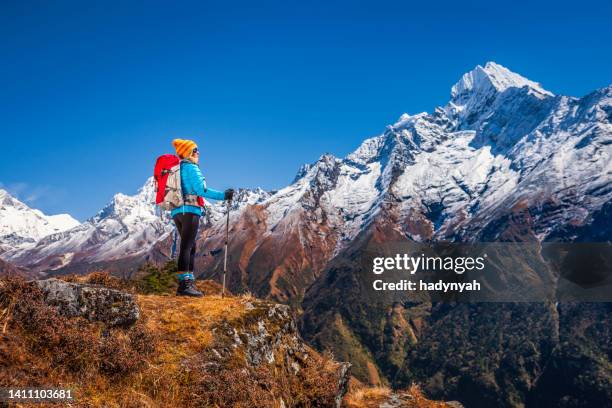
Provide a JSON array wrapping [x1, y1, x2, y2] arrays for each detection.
[[154, 155, 205, 211]]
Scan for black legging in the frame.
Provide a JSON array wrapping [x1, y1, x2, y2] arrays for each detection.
[[173, 213, 200, 272]]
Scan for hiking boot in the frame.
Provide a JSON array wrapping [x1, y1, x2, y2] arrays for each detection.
[[176, 278, 204, 297]]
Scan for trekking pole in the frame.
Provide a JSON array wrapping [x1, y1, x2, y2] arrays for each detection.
[[222, 200, 230, 298]]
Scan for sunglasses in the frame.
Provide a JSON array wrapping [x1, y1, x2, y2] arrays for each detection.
[[192, 147, 199, 155]]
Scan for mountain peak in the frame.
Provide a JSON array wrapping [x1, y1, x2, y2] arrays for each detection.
[[0, 188, 21, 206], [451, 61, 553, 100], [0, 188, 80, 253]]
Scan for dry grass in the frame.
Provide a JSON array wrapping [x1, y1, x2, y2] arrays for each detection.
[[138, 294, 245, 375], [344, 387, 390, 407], [239, 290, 256, 302], [1, 275, 342, 407], [343, 382, 453, 408], [66, 294, 248, 407]]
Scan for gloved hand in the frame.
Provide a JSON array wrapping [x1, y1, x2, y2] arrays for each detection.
[[224, 188, 235, 201]]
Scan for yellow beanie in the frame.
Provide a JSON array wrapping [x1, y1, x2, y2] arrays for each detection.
[[172, 139, 198, 158]]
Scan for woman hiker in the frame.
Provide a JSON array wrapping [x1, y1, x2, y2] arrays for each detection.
[[171, 138, 234, 297]]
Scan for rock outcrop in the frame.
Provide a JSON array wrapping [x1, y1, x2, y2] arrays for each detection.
[[35, 278, 140, 327], [209, 301, 351, 407]]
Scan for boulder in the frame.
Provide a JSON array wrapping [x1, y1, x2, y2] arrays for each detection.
[[35, 278, 139, 327]]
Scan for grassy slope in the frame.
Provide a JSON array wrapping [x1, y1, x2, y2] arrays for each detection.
[[0, 274, 344, 407]]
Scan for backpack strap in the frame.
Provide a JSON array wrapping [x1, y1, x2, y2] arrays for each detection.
[[180, 159, 205, 208]]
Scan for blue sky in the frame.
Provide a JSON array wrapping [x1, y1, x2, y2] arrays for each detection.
[[1, 0, 611, 220]]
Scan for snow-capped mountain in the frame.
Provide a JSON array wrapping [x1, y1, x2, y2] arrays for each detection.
[[294, 62, 612, 404], [3, 177, 271, 276], [6, 62, 611, 282], [190, 61, 611, 301], [0, 189, 80, 254], [289, 61, 609, 245], [176, 62, 612, 405], [206, 186, 273, 224], [1, 178, 170, 274]]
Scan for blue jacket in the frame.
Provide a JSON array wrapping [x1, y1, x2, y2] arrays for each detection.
[[171, 161, 225, 217]]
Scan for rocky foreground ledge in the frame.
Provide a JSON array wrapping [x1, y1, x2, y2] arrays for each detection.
[[1, 274, 461, 407], [0, 276, 350, 407]]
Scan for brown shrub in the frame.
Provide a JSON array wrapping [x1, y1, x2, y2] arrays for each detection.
[[280, 351, 343, 407], [59, 271, 137, 293], [99, 322, 157, 377], [1, 276, 346, 407], [1, 276, 99, 374], [84, 271, 134, 292], [184, 346, 340, 407], [188, 360, 279, 407], [57, 273, 80, 283], [0, 276, 155, 384]]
